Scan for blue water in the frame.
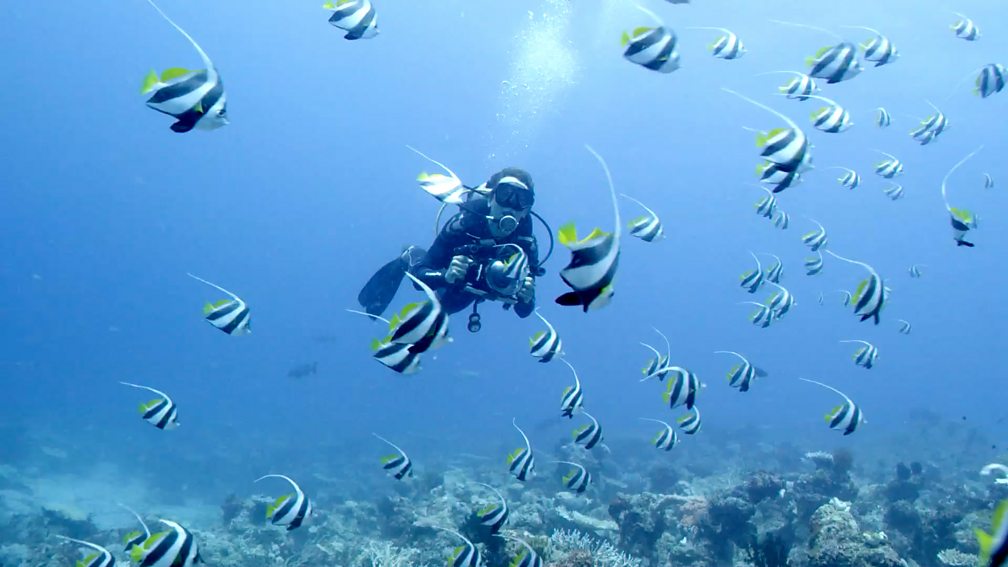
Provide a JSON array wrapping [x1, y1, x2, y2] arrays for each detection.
[[1, 0, 1006, 558]]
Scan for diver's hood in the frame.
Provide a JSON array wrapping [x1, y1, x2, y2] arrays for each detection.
[[487, 167, 535, 194]]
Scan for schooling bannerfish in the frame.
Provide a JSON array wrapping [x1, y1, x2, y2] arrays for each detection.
[[324, 0, 378, 40], [141, 0, 227, 133]]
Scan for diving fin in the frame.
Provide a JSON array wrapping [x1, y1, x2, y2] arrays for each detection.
[[358, 246, 427, 316]]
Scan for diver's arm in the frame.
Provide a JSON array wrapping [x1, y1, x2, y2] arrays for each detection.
[[512, 221, 539, 317], [414, 221, 465, 288], [514, 220, 543, 276]]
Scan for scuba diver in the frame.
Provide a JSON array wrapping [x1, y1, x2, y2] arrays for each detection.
[[358, 168, 550, 332]]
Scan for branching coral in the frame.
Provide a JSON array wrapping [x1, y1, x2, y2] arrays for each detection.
[[937, 548, 976, 566], [356, 540, 425, 567], [548, 528, 642, 567]]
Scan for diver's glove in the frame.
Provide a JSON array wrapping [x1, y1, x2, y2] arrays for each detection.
[[445, 255, 474, 285], [516, 276, 535, 304]]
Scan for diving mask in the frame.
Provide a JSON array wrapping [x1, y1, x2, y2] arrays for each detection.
[[493, 177, 535, 210]]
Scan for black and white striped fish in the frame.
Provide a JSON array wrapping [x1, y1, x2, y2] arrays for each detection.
[[766, 281, 795, 318], [762, 70, 819, 100], [640, 417, 678, 450], [941, 147, 984, 247], [755, 188, 777, 218], [898, 319, 912, 335], [121, 382, 178, 430], [950, 207, 979, 247], [620, 193, 664, 241], [912, 127, 938, 146], [951, 12, 980, 41], [800, 378, 864, 435], [805, 252, 824, 275], [141, 0, 227, 133], [985, 173, 995, 189], [764, 254, 783, 283], [662, 366, 700, 410], [559, 359, 584, 418], [806, 95, 853, 133], [256, 474, 312, 531], [497, 535, 543, 567], [573, 411, 603, 450], [437, 528, 482, 567], [754, 122, 812, 173], [802, 218, 828, 251], [622, 5, 680, 73], [883, 183, 904, 201], [530, 310, 563, 362], [758, 161, 804, 193], [348, 310, 424, 374], [715, 350, 766, 393], [774, 210, 790, 229], [374, 433, 413, 480], [639, 327, 672, 382], [806, 42, 863, 83], [370, 338, 422, 374], [678, 406, 702, 435], [508, 419, 535, 481], [826, 251, 887, 324], [188, 273, 250, 336], [128, 519, 202, 567], [829, 167, 861, 189], [845, 26, 899, 66], [976, 64, 1006, 98], [910, 101, 949, 145], [908, 264, 924, 278], [640, 341, 670, 382], [874, 150, 904, 178], [388, 272, 450, 353], [556, 460, 592, 493], [875, 107, 891, 128], [740, 251, 765, 294], [725, 89, 811, 190], [55, 536, 115, 567], [408, 146, 467, 205], [841, 339, 878, 369], [766, 20, 861, 83], [492, 243, 531, 297], [741, 301, 774, 328], [556, 146, 621, 311], [324, 0, 378, 40], [120, 504, 151, 553], [474, 483, 509, 534], [689, 26, 745, 59]]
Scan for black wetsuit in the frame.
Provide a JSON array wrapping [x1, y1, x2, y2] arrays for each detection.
[[414, 196, 539, 318]]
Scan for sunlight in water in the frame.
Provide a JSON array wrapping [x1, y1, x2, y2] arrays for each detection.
[[490, 0, 579, 161]]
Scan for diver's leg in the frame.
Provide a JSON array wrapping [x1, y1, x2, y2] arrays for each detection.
[[358, 247, 427, 316]]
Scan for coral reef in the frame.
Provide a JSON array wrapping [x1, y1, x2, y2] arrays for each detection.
[[805, 498, 906, 567], [745, 530, 793, 567], [1, 439, 1000, 567], [607, 492, 674, 558]]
